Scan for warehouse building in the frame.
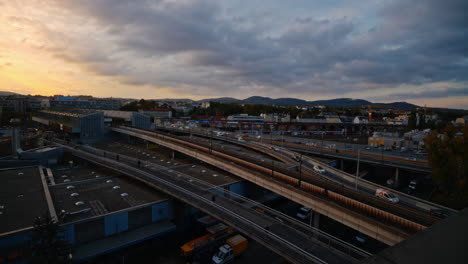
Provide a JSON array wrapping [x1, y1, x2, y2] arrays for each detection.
[[32, 110, 105, 143]]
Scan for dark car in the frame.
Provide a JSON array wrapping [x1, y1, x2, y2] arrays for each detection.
[[429, 209, 450, 219]]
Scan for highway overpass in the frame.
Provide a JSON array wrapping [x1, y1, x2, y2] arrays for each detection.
[[154, 126, 455, 216], [108, 126, 442, 246]]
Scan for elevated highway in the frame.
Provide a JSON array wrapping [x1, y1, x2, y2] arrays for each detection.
[[157, 126, 431, 172], [49, 140, 369, 264], [154, 126, 456, 216], [110, 126, 442, 246]]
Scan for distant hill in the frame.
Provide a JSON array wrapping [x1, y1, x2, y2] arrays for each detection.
[[384, 102, 419, 110], [308, 98, 372, 107], [0, 91, 21, 96], [197, 96, 419, 110], [198, 97, 242, 104]]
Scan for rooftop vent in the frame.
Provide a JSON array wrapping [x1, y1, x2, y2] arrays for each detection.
[[121, 193, 129, 197], [75, 201, 85, 206], [113, 186, 121, 190], [70, 193, 79, 197], [106, 180, 113, 183], [66, 185, 75, 190]]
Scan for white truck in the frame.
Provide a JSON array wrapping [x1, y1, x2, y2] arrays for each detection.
[[212, 235, 248, 264]]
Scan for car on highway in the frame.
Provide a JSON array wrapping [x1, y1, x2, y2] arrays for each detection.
[[429, 209, 450, 219], [313, 165, 326, 174], [375, 188, 399, 203], [355, 232, 367, 244], [407, 179, 420, 194], [296, 207, 311, 220]]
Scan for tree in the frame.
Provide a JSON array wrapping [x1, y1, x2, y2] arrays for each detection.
[[424, 124, 468, 208], [27, 214, 71, 264], [407, 112, 417, 130]]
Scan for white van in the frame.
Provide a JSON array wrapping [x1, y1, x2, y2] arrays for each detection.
[[375, 188, 399, 203]]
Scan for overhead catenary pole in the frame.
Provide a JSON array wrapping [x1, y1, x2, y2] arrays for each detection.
[[355, 149, 360, 190]]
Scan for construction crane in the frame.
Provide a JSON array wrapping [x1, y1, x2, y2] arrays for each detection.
[[362, 105, 390, 122]]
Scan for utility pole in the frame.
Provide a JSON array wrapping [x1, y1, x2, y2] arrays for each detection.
[[271, 159, 274, 177], [355, 149, 360, 190], [298, 153, 303, 186], [209, 121, 213, 153]]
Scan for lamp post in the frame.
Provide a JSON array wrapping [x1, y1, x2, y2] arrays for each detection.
[[321, 132, 325, 154], [209, 120, 213, 153], [298, 153, 303, 186], [355, 149, 360, 190]]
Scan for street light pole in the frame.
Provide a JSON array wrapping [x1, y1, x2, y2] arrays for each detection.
[[355, 149, 360, 190], [210, 122, 213, 153], [298, 153, 303, 186]]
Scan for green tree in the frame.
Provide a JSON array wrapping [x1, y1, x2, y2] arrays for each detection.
[[27, 214, 71, 264], [424, 124, 468, 208]]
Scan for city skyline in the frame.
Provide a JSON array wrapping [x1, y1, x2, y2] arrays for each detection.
[[0, 0, 467, 109]]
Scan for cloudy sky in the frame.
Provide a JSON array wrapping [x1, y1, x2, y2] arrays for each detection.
[[0, 0, 467, 108]]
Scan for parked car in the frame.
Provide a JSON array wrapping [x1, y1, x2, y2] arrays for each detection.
[[296, 207, 311, 220], [375, 188, 399, 203], [313, 165, 326, 174]]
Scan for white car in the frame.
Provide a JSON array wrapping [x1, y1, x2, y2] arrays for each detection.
[[313, 165, 326, 174]]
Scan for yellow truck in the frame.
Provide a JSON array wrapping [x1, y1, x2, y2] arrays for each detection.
[[180, 223, 234, 257], [212, 235, 248, 264]]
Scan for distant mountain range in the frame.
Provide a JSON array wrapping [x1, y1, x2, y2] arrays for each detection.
[[0, 91, 420, 110], [198, 96, 419, 110]]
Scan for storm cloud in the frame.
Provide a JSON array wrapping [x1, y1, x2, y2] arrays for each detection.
[[9, 0, 468, 101]]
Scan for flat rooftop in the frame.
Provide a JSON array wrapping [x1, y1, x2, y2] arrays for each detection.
[[52, 165, 117, 183], [50, 175, 168, 223], [0, 166, 49, 235]]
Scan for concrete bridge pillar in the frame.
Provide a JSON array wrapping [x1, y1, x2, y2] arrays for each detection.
[[313, 212, 320, 229], [311, 211, 320, 238], [172, 150, 176, 160], [394, 168, 400, 187]]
